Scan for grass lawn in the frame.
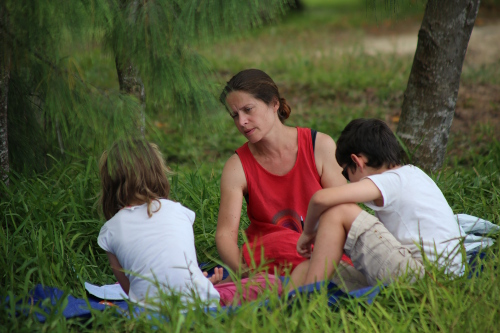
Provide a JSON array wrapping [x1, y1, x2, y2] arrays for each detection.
[[2, 0, 500, 331]]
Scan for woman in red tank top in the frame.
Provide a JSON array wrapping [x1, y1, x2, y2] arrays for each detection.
[[216, 69, 347, 280]]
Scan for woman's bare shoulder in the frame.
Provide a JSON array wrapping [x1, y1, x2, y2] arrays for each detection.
[[314, 131, 337, 159], [315, 131, 336, 148], [222, 153, 244, 174], [314, 132, 346, 188], [221, 154, 246, 191]]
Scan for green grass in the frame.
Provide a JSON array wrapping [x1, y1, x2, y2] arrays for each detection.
[[2, 0, 500, 331]]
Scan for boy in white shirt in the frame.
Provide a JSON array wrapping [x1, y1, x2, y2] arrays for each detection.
[[294, 118, 464, 287]]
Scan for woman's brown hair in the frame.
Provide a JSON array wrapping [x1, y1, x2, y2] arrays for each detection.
[[220, 69, 291, 123], [99, 138, 171, 220]]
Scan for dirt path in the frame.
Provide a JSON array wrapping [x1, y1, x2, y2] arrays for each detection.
[[363, 22, 500, 65]]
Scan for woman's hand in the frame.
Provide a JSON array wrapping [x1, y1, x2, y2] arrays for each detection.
[[296, 231, 316, 258], [204, 267, 224, 285]]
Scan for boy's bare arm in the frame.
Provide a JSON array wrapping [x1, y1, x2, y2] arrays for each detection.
[[302, 179, 382, 235]]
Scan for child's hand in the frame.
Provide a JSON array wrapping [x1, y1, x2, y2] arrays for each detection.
[[203, 267, 224, 285], [296, 232, 316, 258]]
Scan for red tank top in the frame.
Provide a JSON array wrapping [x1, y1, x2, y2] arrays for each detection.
[[236, 127, 322, 242], [236, 127, 352, 273]]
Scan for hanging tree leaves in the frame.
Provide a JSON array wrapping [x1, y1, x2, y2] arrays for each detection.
[[1, 0, 291, 176]]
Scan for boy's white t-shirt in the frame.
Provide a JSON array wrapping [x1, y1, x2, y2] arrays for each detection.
[[98, 199, 220, 305], [364, 165, 464, 275]]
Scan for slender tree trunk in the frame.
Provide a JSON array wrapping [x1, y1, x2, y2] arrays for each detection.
[[290, 0, 304, 11], [115, 57, 146, 136], [0, 7, 11, 186], [396, 0, 480, 171], [114, 0, 145, 136]]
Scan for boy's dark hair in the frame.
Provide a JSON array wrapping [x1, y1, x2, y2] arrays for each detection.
[[335, 118, 402, 170]]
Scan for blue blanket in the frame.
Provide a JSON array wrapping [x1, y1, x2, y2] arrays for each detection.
[[6, 285, 129, 322], [6, 280, 382, 323]]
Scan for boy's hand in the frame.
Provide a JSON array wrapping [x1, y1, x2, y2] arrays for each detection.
[[203, 267, 224, 285], [297, 232, 316, 258]]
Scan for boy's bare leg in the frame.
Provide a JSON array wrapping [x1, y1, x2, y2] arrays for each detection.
[[288, 260, 310, 292], [303, 203, 362, 285]]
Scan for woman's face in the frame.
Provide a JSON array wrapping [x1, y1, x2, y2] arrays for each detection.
[[225, 91, 279, 143]]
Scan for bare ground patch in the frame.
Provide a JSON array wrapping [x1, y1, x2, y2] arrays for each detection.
[[364, 13, 500, 157], [327, 14, 500, 157]]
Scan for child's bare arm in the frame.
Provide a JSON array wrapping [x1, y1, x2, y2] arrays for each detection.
[[302, 179, 382, 236], [106, 252, 130, 295], [203, 267, 224, 285]]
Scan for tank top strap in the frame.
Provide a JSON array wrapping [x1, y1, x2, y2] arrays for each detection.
[[297, 127, 320, 183]]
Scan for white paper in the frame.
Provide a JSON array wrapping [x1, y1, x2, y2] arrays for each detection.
[[84, 282, 129, 300]]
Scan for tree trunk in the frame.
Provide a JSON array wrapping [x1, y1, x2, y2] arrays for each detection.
[[290, 0, 304, 11], [115, 57, 146, 136], [396, 0, 480, 171], [114, 0, 145, 136], [0, 7, 10, 186]]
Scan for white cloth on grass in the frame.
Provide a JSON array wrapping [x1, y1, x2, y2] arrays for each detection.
[[456, 213, 499, 261]]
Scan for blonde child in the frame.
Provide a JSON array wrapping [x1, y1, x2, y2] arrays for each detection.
[[97, 138, 280, 307]]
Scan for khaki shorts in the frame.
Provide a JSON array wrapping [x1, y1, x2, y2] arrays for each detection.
[[331, 261, 370, 292], [344, 210, 425, 286]]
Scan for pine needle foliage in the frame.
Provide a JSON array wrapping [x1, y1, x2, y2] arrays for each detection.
[[2, 0, 291, 174]]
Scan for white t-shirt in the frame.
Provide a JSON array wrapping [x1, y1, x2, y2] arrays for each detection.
[[364, 165, 464, 275], [98, 199, 220, 306]]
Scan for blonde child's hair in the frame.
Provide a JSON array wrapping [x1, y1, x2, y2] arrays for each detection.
[[99, 138, 171, 220]]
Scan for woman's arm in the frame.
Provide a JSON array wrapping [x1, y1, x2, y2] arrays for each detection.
[[106, 252, 130, 295], [314, 132, 347, 188], [216, 154, 247, 273]]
